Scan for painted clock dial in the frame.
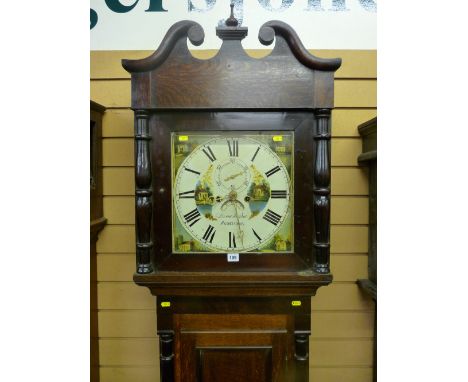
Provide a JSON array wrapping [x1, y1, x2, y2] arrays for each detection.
[[172, 133, 294, 253]]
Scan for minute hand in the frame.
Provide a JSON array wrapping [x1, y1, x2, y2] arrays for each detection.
[[232, 200, 244, 246]]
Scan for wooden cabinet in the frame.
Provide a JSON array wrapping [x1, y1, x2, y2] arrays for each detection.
[[357, 117, 377, 382], [90, 100, 106, 382], [90, 101, 106, 231], [122, 5, 341, 381], [357, 117, 377, 294]]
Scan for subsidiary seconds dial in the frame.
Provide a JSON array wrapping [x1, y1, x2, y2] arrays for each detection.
[[174, 136, 291, 252]]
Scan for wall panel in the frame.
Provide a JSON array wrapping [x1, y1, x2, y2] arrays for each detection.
[[91, 48, 377, 381], [100, 367, 159, 382], [99, 338, 159, 366], [310, 367, 373, 382], [102, 139, 133, 167], [102, 109, 134, 138], [310, 339, 373, 366], [96, 225, 135, 253], [102, 168, 135, 196], [332, 109, 377, 137], [311, 311, 374, 338]]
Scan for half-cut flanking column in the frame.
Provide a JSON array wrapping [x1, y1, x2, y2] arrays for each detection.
[[134, 110, 153, 274], [313, 108, 331, 273]]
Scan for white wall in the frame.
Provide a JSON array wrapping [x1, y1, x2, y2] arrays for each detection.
[[90, 0, 376, 50]]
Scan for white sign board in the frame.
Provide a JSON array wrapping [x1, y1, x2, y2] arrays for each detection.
[[90, 0, 376, 50]]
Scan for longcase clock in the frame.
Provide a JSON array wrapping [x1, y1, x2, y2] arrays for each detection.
[[122, 6, 341, 381]]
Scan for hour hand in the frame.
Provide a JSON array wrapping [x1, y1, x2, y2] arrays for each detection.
[[223, 171, 243, 182]]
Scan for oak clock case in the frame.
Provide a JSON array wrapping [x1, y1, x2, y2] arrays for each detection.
[[122, 9, 341, 382]]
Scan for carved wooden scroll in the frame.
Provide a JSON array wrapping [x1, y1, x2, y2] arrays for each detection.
[[122, 20, 340, 110]]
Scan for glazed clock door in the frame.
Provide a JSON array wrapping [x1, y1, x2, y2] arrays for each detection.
[[172, 132, 294, 254], [145, 111, 320, 273]]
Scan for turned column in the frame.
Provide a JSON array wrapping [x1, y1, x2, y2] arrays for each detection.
[[294, 331, 310, 382], [158, 331, 174, 382], [134, 110, 153, 274], [312, 108, 331, 273]]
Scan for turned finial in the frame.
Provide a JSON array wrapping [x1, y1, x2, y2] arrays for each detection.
[[225, 2, 239, 27], [216, 1, 247, 40]]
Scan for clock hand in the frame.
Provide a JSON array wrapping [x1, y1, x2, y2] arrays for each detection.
[[223, 171, 244, 182], [232, 199, 244, 247], [214, 195, 225, 204]]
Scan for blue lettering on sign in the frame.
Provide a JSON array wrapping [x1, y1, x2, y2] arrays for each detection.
[[105, 0, 167, 13], [91, 0, 167, 28], [258, 0, 293, 12], [306, 0, 376, 12], [90, 9, 98, 29], [330, 0, 349, 12], [146, 0, 167, 12], [189, 0, 217, 12], [358, 0, 377, 12], [305, 0, 324, 11], [90, 0, 376, 30], [105, 0, 140, 13]]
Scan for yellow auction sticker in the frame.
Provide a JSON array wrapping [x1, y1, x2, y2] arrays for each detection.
[[178, 135, 189, 141], [291, 300, 301, 306], [273, 135, 283, 142], [161, 301, 171, 307]]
